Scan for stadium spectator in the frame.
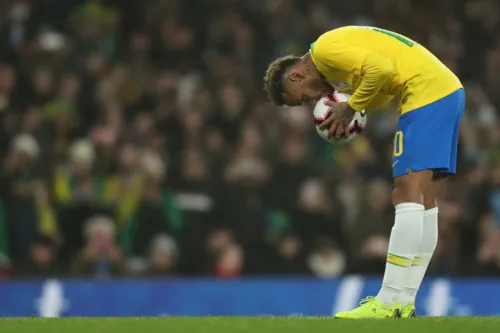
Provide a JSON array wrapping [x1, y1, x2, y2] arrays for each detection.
[[475, 214, 500, 276], [70, 215, 124, 277], [16, 235, 61, 278], [354, 234, 389, 275], [214, 243, 245, 278], [143, 233, 178, 277], [307, 238, 346, 278], [271, 235, 310, 275]]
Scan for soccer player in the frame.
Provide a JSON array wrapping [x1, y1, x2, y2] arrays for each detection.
[[263, 26, 464, 319]]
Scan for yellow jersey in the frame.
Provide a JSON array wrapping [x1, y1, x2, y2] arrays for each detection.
[[309, 26, 463, 114]]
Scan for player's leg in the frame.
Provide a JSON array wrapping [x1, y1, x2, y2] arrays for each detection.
[[334, 115, 430, 319], [334, 89, 464, 319], [334, 143, 430, 319], [375, 169, 429, 307], [334, 170, 432, 319], [399, 89, 464, 316], [376, 89, 464, 311], [399, 177, 441, 316]]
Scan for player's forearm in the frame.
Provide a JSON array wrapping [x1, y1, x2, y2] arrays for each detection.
[[348, 53, 394, 111]]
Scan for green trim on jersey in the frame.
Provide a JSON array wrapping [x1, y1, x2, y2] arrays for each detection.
[[310, 42, 316, 53]]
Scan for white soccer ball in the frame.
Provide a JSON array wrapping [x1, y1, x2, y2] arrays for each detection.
[[313, 92, 367, 144]]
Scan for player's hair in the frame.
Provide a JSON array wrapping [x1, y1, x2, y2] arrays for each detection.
[[263, 55, 301, 106]]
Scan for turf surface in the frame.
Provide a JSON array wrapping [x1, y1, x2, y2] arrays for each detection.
[[0, 317, 499, 333]]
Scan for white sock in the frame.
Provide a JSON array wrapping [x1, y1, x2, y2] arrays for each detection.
[[400, 207, 439, 305], [376, 203, 424, 306]]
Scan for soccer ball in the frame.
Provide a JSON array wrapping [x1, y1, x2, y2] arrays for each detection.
[[313, 92, 367, 144]]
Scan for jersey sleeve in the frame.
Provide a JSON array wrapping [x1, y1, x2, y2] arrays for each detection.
[[310, 33, 394, 111]]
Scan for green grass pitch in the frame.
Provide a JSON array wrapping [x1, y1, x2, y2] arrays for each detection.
[[0, 317, 499, 333]]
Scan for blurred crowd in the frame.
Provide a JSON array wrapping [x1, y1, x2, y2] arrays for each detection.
[[0, 0, 500, 279]]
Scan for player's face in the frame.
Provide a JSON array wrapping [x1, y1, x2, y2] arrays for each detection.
[[282, 69, 332, 106]]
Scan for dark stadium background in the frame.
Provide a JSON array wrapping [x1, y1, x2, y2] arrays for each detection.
[[0, 0, 499, 284]]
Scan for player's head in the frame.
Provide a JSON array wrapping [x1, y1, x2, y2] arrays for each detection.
[[263, 54, 331, 106]]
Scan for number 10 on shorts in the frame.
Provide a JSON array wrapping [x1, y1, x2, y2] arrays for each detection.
[[393, 131, 404, 157]]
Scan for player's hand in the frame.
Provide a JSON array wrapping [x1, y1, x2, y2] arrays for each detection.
[[319, 101, 356, 140]]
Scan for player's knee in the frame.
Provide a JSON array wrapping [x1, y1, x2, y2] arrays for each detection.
[[392, 180, 422, 206], [423, 194, 437, 210], [392, 171, 433, 206], [423, 180, 440, 210]]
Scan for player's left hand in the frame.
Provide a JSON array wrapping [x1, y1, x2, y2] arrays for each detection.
[[318, 101, 356, 140]]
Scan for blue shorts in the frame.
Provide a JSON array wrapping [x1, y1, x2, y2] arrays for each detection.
[[392, 88, 465, 178]]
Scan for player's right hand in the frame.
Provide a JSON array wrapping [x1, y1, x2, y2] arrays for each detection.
[[319, 101, 356, 140]]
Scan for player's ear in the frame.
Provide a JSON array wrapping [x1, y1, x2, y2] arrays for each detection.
[[288, 69, 305, 82]]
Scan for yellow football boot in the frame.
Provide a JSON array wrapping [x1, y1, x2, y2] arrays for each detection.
[[400, 303, 416, 318], [334, 297, 401, 319]]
